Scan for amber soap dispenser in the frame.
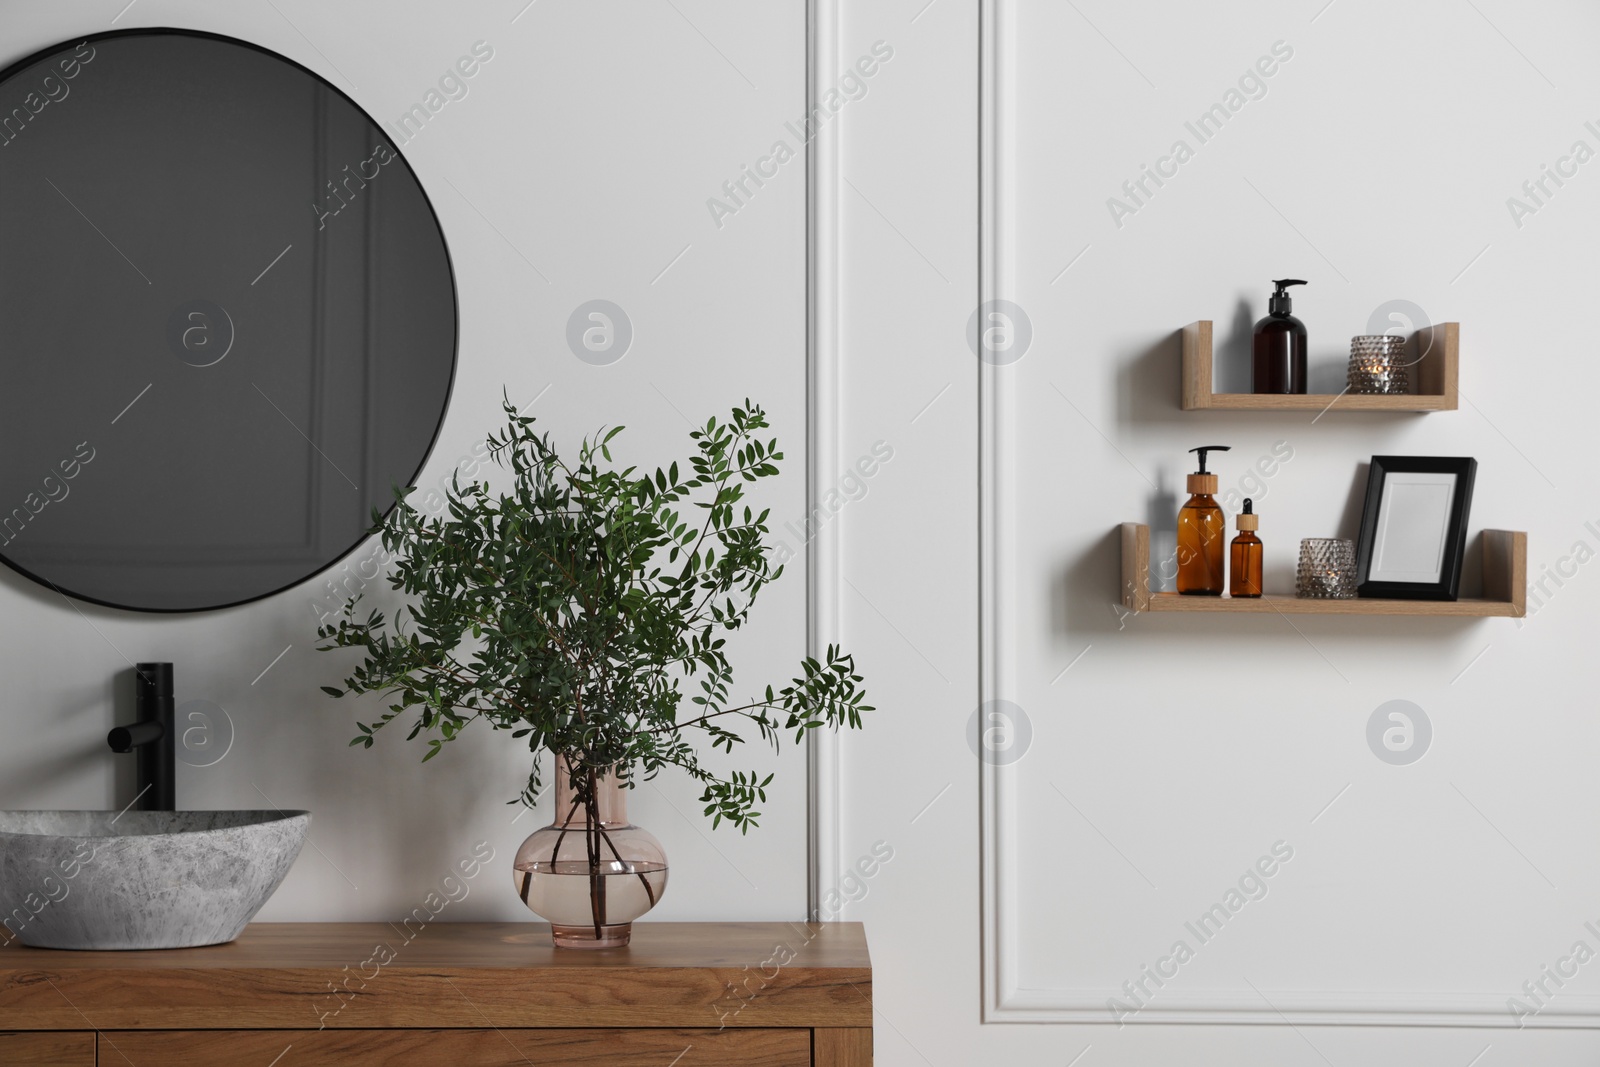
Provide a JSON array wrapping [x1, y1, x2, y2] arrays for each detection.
[[1230, 498, 1263, 598], [1177, 445, 1230, 596]]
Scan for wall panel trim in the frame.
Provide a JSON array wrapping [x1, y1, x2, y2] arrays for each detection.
[[973, 0, 1588, 1028], [807, 0, 842, 923]]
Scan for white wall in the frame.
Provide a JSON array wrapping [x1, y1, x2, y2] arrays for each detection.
[[7, 1, 1600, 1063], [837, 0, 1600, 1064], [0, 0, 810, 924]]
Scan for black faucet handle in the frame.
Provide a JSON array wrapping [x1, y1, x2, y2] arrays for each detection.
[[135, 662, 174, 705]]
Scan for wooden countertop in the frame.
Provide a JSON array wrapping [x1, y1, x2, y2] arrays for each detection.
[[0, 921, 872, 1030]]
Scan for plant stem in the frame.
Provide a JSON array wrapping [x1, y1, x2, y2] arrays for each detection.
[[547, 789, 585, 869], [596, 824, 657, 907], [582, 765, 604, 939]]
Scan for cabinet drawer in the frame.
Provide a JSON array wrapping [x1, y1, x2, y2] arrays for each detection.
[[100, 1027, 811, 1066], [0, 1032, 94, 1066]]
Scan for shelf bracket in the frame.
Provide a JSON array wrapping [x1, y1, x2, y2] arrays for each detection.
[[1120, 522, 1150, 612]]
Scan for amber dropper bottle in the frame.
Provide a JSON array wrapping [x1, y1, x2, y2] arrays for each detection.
[[1176, 445, 1229, 595], [1230, 498, 1263, 598]]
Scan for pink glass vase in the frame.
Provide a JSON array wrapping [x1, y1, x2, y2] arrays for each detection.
[[512, 759, 667, 948]]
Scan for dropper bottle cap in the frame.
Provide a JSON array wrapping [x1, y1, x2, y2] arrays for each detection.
[[1186, 445, 1230, 495], [1237, 497, 1259, 531]]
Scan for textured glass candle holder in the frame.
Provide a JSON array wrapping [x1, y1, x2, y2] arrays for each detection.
[[1347, 335, 1409, 395], [1296, 538, 1358, 599]]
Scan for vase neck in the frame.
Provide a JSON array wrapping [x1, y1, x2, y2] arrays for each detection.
[[551, 758, 628, 829]]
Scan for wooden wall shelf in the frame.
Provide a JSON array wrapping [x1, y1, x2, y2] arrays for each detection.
[[1120, 523, 1525, 617], [0, 922, 873, 1066], [1181, 320, 1459, 411]]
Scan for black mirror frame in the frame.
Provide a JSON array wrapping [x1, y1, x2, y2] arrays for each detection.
[[0, 27, 459, 614]]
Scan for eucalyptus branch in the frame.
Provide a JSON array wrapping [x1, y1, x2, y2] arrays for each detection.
[[316, 393, 872, 834]]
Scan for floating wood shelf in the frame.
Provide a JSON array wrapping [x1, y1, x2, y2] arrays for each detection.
[[1119, 523, 1525, 617], [1181, 320, 1459, 411]]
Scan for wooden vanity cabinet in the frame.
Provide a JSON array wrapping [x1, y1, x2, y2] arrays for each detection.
[[0, 922, 871, 1066]]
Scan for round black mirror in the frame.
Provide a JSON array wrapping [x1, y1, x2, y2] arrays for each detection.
[[0, 30, 456, 611]]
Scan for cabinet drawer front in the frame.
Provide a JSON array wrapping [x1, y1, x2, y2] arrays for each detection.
[[100, 1027, 811, 1066], [0, 1031, 94, 1066]]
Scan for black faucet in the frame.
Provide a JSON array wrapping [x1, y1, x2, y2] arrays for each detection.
[[107, 662, 176, 811]]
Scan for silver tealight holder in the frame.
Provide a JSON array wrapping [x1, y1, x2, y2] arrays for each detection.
[[1297, 538, 1357, 599], [1347, 334, 1409, 395]]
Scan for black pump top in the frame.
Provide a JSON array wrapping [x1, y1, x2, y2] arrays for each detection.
[[1188, 445, 1231, 473], [1268, 279, 1306, 316], [1242, 498, 1254, 514]]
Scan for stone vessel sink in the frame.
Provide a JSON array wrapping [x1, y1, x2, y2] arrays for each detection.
[[0, 810, 309, 950]]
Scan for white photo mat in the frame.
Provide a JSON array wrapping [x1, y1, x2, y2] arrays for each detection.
[[1368, 471, 1458, 583]]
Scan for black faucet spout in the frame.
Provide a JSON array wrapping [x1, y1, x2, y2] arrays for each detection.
[[107, 720, 164, 753], [107, 662, 176, 811]]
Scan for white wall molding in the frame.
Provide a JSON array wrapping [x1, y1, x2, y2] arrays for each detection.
[[973, 0, 1598, 1030], [996, 988, 1600, 1028], [806, 0, 842, 923], [978, 0, 1021, 1025]]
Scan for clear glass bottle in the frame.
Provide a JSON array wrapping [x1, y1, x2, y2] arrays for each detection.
[[513, 758, 667, 948]]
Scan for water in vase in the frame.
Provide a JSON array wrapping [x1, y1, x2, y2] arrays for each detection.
[[514, 858, 669, 927]]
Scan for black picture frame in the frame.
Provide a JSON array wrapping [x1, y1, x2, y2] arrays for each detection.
[[1356, 456, 1477, 600]]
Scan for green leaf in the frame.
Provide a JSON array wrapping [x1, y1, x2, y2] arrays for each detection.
[[313, 394, 873, 834]]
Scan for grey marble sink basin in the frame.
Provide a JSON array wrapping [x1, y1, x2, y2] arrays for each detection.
[[0, 809, 309, 950]]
